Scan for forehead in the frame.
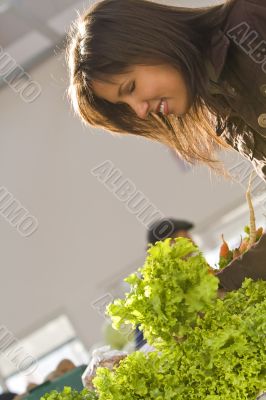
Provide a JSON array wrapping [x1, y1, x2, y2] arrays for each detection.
[[91, 78, 118, 98]]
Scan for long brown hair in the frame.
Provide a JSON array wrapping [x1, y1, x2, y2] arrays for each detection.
[[66, 0, 237, 173]]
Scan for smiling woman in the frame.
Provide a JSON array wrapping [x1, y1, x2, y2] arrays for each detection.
[[66, 0, 266, 180], [90, 64, 189, 120]]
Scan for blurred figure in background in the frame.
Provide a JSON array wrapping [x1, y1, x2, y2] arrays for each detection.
[[44, 359, 76, 381], [9, 359, 76, 400], [147, 218, 194, 247], [0, 393, 18, 400]]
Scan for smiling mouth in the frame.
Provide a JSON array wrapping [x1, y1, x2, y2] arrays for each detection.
[[156, 98, 169, 115]]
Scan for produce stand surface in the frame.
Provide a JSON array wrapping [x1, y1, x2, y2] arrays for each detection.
[[23, 365, 86, 400]]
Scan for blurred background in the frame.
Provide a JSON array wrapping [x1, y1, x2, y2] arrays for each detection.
[[0, 0, 265, 396]]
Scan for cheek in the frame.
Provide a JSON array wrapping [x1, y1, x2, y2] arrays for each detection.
[[172, 74, 187, 94], [140, 77, 162, 99], [172, 75, 189, 107], [161, 72, 187, 99]]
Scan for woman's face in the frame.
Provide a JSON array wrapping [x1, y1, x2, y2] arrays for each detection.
[[91, 64, 189, 119]]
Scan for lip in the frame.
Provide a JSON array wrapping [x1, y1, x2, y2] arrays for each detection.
[[156, 98, 169, 115]]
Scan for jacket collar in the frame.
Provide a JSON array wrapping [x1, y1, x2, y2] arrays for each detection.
[[207, 29, 231, 82]]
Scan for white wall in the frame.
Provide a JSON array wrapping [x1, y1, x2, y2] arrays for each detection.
[[0, 33, 245, 351]]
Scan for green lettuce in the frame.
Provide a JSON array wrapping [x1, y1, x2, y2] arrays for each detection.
[[41, 387, 97, 400], [99, 238, 266, 399], [95, 279, 266, 400], [107, 238, 218, 345]]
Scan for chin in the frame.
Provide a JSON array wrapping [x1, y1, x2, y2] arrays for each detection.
[[170, 103, 187, 118], [170, 110, 186, 118]]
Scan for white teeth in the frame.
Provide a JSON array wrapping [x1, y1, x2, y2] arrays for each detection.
[[159, 100, 165, 114]]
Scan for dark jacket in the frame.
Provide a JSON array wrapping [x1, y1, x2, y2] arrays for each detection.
[[207, 0, 266, 290], [208, 0, 266, 181]]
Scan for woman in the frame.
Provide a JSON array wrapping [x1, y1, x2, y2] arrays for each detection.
[[66, 0, 266, 288], [67, 0, 266, 180]]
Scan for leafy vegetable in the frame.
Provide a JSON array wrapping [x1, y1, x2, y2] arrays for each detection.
[[218, 234, 233, 269], [95, 279, 266, 400], [44, 235, 266, 400], [40, 387, 97, 400], [107, 238, 219, 345]]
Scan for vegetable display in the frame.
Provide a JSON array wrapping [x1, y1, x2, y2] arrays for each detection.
[[219, 173, 264, 270], [41, 237, 266, 400], [40, 175, 265, 400], [100, 238, 266, 399]]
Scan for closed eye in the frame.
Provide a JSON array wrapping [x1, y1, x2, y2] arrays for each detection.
[[129, 81, 135, 94], [116, 81, 135, 105]]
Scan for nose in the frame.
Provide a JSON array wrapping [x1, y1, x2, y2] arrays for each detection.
[[130, 100, 149, 119]]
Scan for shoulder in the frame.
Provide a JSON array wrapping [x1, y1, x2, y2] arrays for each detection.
[[222, 0, 266, 81], [224, 0, 266, 41], [244, 0, 266, 8]]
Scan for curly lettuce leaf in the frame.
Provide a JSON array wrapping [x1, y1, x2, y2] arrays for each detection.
[[107, 238, 219, 345]]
